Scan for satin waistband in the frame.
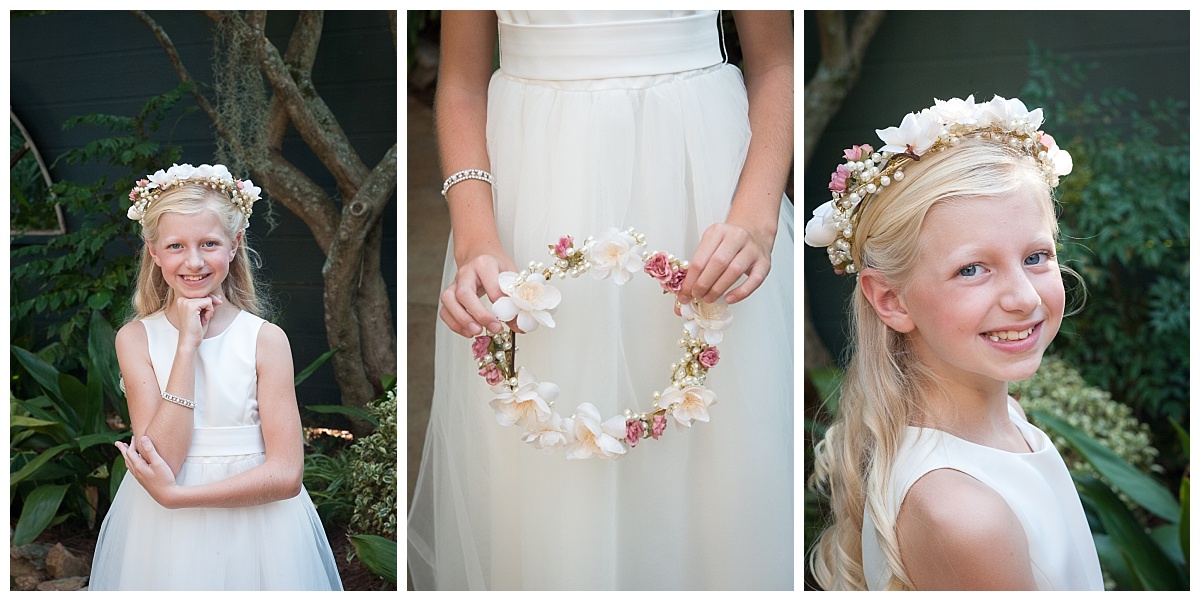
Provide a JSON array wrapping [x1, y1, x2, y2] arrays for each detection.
[[187, 425, 266, 456], [498, 13, 724, 81]]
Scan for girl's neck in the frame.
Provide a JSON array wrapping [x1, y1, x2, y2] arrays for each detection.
[[912, 377, 1029, 453]]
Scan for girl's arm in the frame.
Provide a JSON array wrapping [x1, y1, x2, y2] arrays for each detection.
[[435, 10, 521, 339], [118, 323, 304, 508], [119, 295, 223, 475], [680, 10, 793, 305], [897, 468, 1038, 589]]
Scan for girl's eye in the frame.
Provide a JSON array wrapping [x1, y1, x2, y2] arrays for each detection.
[[1025, 251, 1051, 266], [167, 243, 183, 250], [957, 263, 980, 278], [203, 240, 219, 248]]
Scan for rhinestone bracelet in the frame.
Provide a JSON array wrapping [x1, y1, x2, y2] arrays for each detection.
[[441, 168, 495, 197], [161, 390, 195, 409]]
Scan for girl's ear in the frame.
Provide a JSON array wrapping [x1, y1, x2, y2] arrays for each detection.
[[231, 230, 243, 258], [146, 239, 162, 266], [859, 268, 915, 333]]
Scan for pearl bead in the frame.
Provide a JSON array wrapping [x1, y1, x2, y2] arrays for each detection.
[[894, 171, 904, 181]]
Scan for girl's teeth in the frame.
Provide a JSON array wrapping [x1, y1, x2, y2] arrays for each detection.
[[986, 327, 1034, 342]]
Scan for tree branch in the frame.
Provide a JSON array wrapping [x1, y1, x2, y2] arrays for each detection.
[[803, 10, 885, 168]]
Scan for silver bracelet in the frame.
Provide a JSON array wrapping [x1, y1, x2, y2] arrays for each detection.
[[161, 390, 195, 409], [441, 168, 495, 197]]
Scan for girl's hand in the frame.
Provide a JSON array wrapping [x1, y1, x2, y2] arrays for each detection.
[[174, 294, 223, 346], [117, 436, 178, 509], [678, 221, 774, 305], [439, 251, 519, 338]]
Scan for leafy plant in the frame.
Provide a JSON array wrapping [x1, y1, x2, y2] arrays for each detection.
[[10, 83, 195, 374], [1020, 45, 1189, 457], [348, 377, 397, 539], [10, 311, 128, 546], [349, 534, 397, 585]]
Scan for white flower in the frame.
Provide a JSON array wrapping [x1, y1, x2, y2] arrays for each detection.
[[876, 110, 940, 155], [659, 385, 717, 428], [584, 228, 645, 285], [803, 200, 840, 247], [492, 272, 562, 333], [240, 179, 262, 201], [147, 168, 171, 189], [165, 163, 196, 183], [127, 205, 142, 220], [1049, 147, 1073, 176], [565, 403, 627, 460], [981, 95, 1042, 131], [929, 95, 979, 125], [488, 368, 558, 428], [680, 298, 733, 345], [522, 413, 573, 453]]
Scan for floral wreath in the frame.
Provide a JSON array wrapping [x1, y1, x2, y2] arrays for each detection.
[[472, 227, 731, 460], [804, 95, 1073, 274], [127, 163, 261, 228]]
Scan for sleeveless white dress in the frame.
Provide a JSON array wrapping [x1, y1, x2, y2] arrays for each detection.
[[89, 310, 342, 590], [861, 403, 1103, 590], [408, 10, 794, 591]]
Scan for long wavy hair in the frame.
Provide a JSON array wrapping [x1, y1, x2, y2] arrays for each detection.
[[808, 137, 1062, 590], [129, 183, 268, 321]]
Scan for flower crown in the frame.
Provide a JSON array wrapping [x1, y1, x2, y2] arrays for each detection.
[[804, 95, 1073, 274], [127, 163, 261, 228], [472, 227, 730, 460]]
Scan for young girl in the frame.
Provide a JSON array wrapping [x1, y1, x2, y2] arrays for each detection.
[[805, 96, 1103, 590], [88, 163, 342, 590], [408, 11, 793, 590]]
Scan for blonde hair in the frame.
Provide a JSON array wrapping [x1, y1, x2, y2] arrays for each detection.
[[130, 183, 268, 320], [808, 137, 1059, 590]]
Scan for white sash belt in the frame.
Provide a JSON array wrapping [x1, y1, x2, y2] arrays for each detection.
[[188, 425, 266, 456], [499, 12, 723, 81]]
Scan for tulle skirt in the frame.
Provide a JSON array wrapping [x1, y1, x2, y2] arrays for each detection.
[[89, 453, 342, 590], [408, 63, 794, 590]]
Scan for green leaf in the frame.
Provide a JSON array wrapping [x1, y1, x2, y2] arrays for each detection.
[[295, 347, 339, 387], [11, 345, 64, 402], [1076, 475, 1184, 590], [12, 484, 70, 546], [1180, 477, 1190, 567], [348, 534, 397, 584], [110, 454, 127, 504], [305, 404, 379, 428], [1032, 410, 1180, 522], [76, 431, 127, 451], [9, 443, 73, 487]]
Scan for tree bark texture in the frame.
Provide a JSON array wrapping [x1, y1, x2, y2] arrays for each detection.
[[137, 10, 397, 426]]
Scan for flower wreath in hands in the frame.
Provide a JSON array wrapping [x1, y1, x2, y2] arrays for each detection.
[[472, 227, 731, 460]]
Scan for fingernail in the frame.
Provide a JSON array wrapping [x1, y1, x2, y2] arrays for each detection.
[[467, 323, 480, 335], [488, 321, 501, 333]]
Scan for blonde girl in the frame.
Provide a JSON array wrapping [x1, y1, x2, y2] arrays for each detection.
[[89, 164, 341, 590], [805, 96, 1103, 590]]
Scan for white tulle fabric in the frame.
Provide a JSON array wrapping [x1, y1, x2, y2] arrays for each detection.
[[89, 311, 342, 590], [408, 10, 794, 591], [862, 403, 1103, 590]]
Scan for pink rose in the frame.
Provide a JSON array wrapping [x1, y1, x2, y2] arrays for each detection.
[[643, 252, 673, 281], [651, 414, 668, 439], [1040, 132, 1056, 151], [472, 335, 491, 360], [664, 268, 687, 292], [698, 346, 720, 368], [479, 363, 503, 386], [554, 235, 574, 259], [236, 180, 245, 190], [625, 419, 645, 447], [136, 179, 148, 187], [842, 144, 873, 161], [128, 189, 138, 202], [828, 164, 851, 193]]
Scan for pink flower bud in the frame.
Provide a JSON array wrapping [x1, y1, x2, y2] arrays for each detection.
[[698, 346, 720, 368], [479, 364, 503, 386], [472, 335, 491, 360], [651, 414, 668, 439], [625, 419, 645, 447], [554, 235, 573, 259], [643, 252, 672, 281]]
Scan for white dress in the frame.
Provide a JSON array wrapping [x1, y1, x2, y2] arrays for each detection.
[[89, 310, 342, 590], [408, 10, 794, 590], [862, 403, 1104, 590]]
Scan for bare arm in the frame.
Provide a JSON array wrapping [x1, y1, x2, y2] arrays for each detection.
[[681, 10, 793, 305], [897, 468, 1037, 589], [436, 10, 520, 338], [119, 323, 304, 509]]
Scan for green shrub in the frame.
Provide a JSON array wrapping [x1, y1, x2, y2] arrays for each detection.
[[348, 378, 397, 539]]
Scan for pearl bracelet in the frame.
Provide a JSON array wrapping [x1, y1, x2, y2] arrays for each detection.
[[161, 390, 195, 409], [441, 168, 495, 197]]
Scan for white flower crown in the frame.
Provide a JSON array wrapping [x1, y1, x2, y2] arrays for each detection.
[[127, 163, 261, 228], [804, 95, 1073, 274], [472, 227, 731, 460]]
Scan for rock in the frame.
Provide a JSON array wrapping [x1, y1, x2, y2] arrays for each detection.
[[10, 549, 43, 590], [37, 576, 89, 591], [45, 543, 90, 579], [14, 541, 53, 570]]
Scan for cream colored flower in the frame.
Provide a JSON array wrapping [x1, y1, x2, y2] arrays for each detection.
[[565, 403, 627, 460], [584, 228, 645, 285], [659, 385, 717, 428], [803, 200, 839, 247], [876, 110, 939, 155], [522, 413, 573, 453], [680, 298, 733, 345], [488, 368, 558, 428], [492, 272, 561, 333]]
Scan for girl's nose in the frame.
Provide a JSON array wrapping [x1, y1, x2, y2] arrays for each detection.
[[184, 248, 204, 269], [999, 270, 1041, 314]]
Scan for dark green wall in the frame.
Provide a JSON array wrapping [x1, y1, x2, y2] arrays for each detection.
[[803, 10, 1189, 365], [10, 10, 398, 408]]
